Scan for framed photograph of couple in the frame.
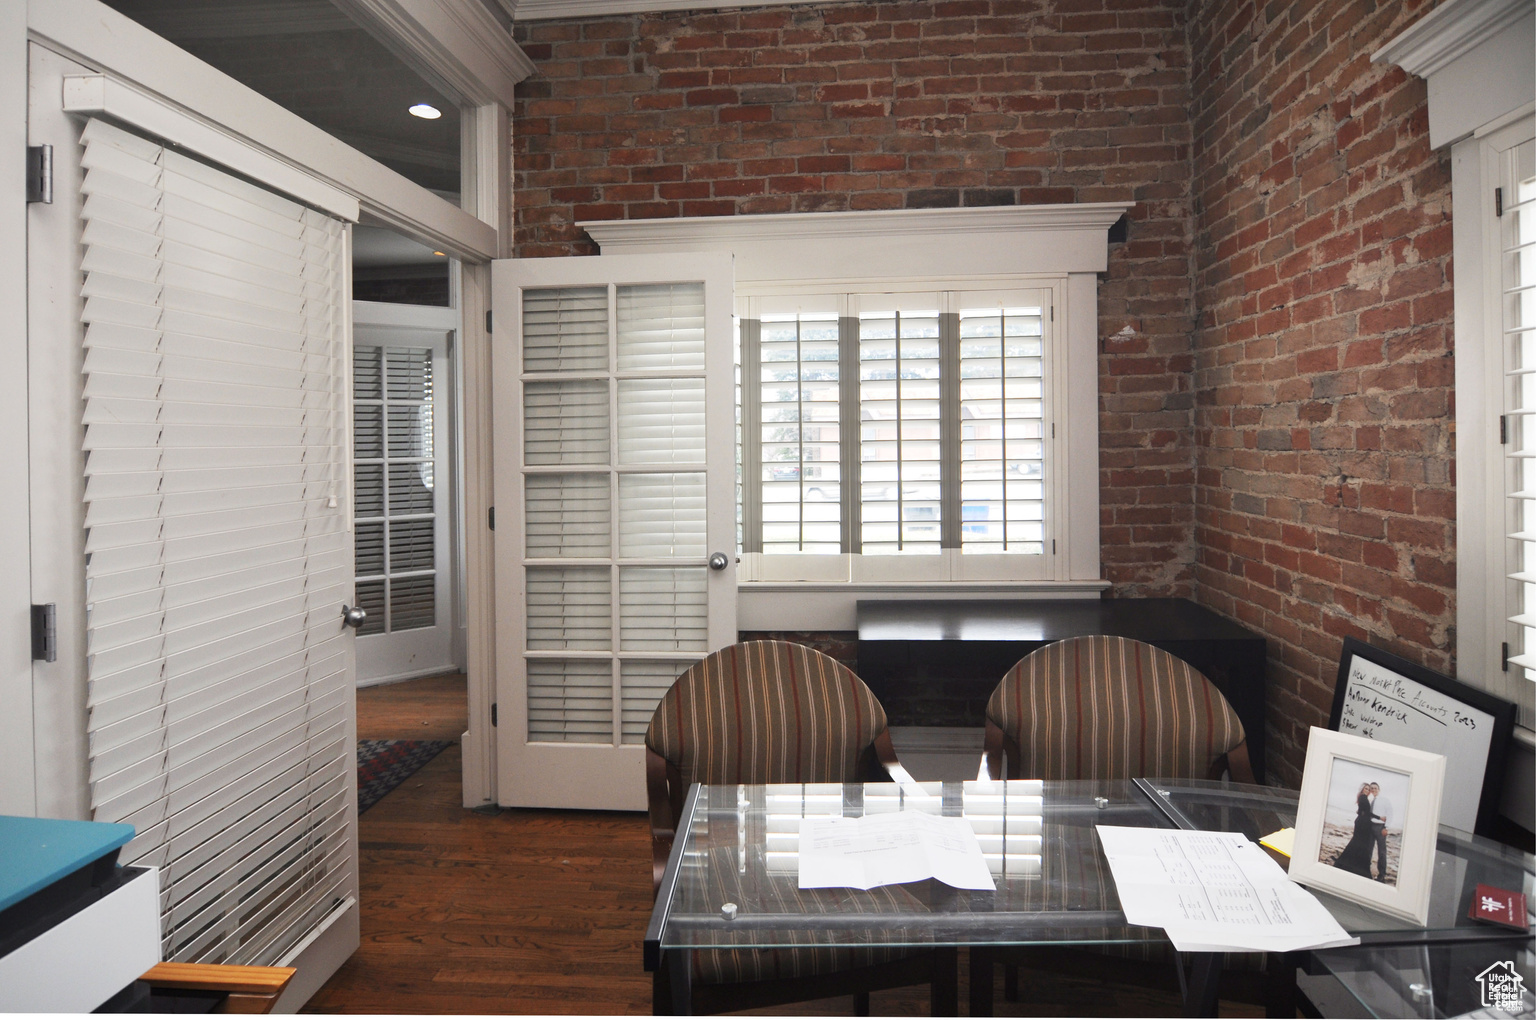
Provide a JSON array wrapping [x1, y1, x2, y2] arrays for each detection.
[[1289, 727, 1446, 925]]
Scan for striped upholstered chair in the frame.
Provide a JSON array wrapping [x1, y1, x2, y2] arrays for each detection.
[[982, 634, 1254, 784], [644, 640, 956, 1015], [977, 635, 1263, 1009]]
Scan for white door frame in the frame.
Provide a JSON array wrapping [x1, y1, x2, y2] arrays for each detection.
[[0, 0, 32, 817]]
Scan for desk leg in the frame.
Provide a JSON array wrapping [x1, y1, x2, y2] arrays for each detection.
[[1181, 952, 1221, 1017], [931, 947, 958, 1017], [652, 949, 692, 1015], [968, 947, 994, 1017], [1265, 951, 1299, 1019]]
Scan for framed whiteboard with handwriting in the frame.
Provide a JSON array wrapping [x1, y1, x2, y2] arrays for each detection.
[[1328, 637, 1516, 836]]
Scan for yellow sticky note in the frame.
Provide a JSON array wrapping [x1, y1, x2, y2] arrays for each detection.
[[1259, 827, 1295, 858]]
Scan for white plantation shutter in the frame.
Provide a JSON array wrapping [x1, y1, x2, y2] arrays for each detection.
[[78, 118, 353, 964], [758, 308, 842, 554], [958, 301, 1047, 554], [858, 298, 944, 555], [495, 253, 735, 810], [1504, 137, 1536, 727]]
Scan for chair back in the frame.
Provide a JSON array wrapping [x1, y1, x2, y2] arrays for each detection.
[[985, 635, 1247, 781], [647, 640, 890, 793]]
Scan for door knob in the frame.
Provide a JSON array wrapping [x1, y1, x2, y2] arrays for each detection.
[[341, 604, 367, 629], [708, 552, 729, 571]]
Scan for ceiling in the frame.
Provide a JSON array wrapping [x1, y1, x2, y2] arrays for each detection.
[[99, 0, 463, 197]]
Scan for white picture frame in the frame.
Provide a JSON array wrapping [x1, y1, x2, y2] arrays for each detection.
[[1288, 727, 1446, 926]]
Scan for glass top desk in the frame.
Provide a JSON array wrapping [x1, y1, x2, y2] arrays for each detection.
[[644, 779, 1533, 1016]]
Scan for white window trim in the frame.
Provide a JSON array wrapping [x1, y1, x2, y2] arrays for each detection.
[[1376, 0, 1536, 813], [582, 204, 1129, 627]]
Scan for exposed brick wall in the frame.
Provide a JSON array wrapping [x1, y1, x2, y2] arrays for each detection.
[[512, 0, 1200, 596], [1188, 0, 1454, 786]]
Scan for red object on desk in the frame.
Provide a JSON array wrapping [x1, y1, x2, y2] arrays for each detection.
[[1469, 883, 1529, 931]]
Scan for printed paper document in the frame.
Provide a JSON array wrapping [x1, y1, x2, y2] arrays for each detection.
[[1096, 826, 1357, 952], [799, 810, 995, 891]]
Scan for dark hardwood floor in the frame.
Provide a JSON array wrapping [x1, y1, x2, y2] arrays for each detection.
[[305, 676, 1267, 1016]]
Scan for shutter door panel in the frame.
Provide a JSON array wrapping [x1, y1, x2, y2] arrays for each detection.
[[495, 253, 736, 809], [78, 117, 353, 965]]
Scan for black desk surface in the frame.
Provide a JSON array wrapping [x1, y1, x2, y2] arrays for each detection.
[[855, 597, 1269, 780], [857, 598, 1259, 643]]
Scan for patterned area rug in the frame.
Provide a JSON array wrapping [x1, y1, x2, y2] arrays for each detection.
[[357, 739, 452, 814]]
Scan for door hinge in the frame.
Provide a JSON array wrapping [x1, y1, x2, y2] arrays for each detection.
[[488, 506, 495, 530], [1501, 641, 1510, 672], [485, 310, 493, 333], [1496, 187, 1504, 217], [26, 145, 52, 204], [1501, 415, 1509, 444], [31, 604, 56, 662], [1052, 539, 1057, 555], [491, 703, 498, 726]]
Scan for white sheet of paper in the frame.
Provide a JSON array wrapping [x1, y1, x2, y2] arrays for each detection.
[[799, 810, 996, 891], [1096, 826, 1356, 953]]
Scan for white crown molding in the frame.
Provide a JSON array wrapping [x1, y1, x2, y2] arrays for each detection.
[[583, 203, 1131, 245], [515, 0, 852, 19], [1373, 0, 1531, 78], [333, 0, 535, 109], [580, 204, 1134, 281]]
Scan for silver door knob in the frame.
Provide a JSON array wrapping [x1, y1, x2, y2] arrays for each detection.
[[341, 604, 367, 629], [708, 552, 729, 570]]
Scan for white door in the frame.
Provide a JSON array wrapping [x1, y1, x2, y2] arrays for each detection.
[[492, 253, 736, 810], [351, 305, 457, 685], [28, 42, 359, 971]]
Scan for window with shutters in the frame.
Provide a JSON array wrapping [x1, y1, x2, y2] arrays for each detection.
[[737, 282, 1056, 584]]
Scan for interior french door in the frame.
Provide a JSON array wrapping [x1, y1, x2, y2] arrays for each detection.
[[351, 321, 455, 684], [492, 253, 736, 810]]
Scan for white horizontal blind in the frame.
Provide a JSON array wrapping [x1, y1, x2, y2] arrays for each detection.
[[1503, 137, 1536, 728], [859, 301, 943, 555], [353, 345, 436, 635], [759, 310, 841, 554], [78, 118, 352, 965], [520, 281, 711, 747], [958, 303, 1047, 554]]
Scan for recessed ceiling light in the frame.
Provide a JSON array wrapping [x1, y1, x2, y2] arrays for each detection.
[[409, 103, 442, 120], [432, 251, 446, 257]]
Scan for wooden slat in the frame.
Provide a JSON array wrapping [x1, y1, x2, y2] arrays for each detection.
[[141, 961, 296, 995]]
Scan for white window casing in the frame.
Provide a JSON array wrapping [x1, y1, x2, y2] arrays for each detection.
[[581, 205, 1127, 629]]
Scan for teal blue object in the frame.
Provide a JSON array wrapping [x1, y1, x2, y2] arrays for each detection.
[[0, 816, 135, 912]]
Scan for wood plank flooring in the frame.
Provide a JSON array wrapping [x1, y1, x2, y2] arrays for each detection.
[[305, 677, 1266, 1016]]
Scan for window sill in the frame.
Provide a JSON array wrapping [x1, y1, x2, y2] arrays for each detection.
[[737, 579, 1110, 631]]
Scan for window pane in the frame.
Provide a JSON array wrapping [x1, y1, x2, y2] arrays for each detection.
[[760, 311, 841, 554]]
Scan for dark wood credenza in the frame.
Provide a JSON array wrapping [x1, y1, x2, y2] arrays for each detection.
[[855, 598, 1268, 782]]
